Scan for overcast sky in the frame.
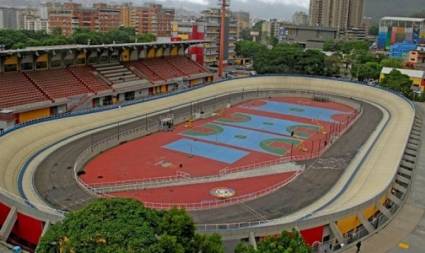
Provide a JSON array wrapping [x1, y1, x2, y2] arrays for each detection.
[[144, 0, 309, 19]]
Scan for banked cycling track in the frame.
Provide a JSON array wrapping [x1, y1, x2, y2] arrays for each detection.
[[0, 76, 416, 248]]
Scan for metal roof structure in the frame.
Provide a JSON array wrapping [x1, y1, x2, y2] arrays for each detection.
[[0, 40, 208, 55]]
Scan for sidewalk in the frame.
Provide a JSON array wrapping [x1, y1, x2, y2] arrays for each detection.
[[344, 102, 425, 253]]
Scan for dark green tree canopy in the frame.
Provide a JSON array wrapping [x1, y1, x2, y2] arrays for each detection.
[[36, 199, 223, 253], [235, 230, 311, 253], [382, 69, 413, 97], [0, 28, 156, 50]]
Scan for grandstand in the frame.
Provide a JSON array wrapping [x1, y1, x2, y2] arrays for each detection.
[[0, 40, 213, 131]]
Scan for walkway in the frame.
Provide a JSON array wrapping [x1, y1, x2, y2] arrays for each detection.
[[344, 102, 425, 253]]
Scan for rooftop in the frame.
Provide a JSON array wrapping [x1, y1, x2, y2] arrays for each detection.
[[381, 67, 425, 78], [381, 17, 425, 22], [0, 40, 208, 55]]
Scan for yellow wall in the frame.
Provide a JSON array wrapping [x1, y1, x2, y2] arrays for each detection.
[[121, 48, 130, 62], [337, 199, 385, 234], [380, 73, 424, 86], [171, 47, 178, 56], [336, 215, 360, 234], [36, 54, 48, 63], [411, 77, 422, 86], [147, 48, 156, 58], [4, 56, 18, 65], [156, 47, 164, 58], [18, 108, 51, 123]]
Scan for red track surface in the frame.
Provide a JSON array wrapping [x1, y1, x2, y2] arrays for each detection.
[[111, 171, 297, 206], [82, 97, 355, 185], [81, 97, 356, 208]]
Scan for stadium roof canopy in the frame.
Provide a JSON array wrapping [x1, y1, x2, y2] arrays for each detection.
[[0, 40, 208, 55]]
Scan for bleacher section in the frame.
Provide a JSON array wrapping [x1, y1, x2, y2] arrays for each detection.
[[0, 73, 50, 109], [167, 56, 208, 75], [130, 56, 210, 83], [94, 63, 140, 84], [27, 69, 91, 100], [129, 61, 163, 82], [68, 67, 112, 93]]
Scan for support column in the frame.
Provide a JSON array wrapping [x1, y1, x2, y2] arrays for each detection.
[[388, 193, 402, 206], [393, 182, 408, 194], [357, 212, 374, 234], [248, 231, 257, 250], [42, 222, 50, 237], [0, 207, 17, 240], [377, 202, 392, 219], [329, 222, 344, 244]]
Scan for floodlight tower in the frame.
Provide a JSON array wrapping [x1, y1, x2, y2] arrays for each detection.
[[218, 0, 230, 78]]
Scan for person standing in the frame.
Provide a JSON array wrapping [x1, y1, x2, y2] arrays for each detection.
[[356, 241, 362, 253]]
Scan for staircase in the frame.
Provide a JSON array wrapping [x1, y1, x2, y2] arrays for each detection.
[[94, 63, 140, 84]]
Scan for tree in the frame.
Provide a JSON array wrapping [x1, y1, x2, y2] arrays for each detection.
[[137, 33, 156, 43], [352, 62, 382, 81], [381, 69, 413, 97], [239, 28, 252, 41], [324, 54, 342, 76], [381, 58, 404, 68], [235, 230, 311, 253], [300, 49, 326, 75], [36, 199, 224, 253], [368, 24, 379, 36], [235, 40, 267, 58]]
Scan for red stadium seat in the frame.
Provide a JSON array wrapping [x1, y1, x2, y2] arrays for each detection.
[[0, 72, 50, 109]]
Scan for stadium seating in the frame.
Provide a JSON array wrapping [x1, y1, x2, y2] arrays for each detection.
[[68, 67, 112, 93], [130, 57, 209, 82], [27, 69, 91, 100], [167, 56, 208, 75], [129, 61, 163, 82], [0, 72, 50, 109]]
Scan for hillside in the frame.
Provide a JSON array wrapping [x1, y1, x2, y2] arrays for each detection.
[[365, 0, 425, 20]]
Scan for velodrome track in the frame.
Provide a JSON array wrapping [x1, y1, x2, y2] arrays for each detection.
[[0, 76, 415, 236]]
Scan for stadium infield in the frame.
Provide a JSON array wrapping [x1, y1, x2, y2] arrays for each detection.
[[75, 97, 356, 207], [32, 96, 380, 224]]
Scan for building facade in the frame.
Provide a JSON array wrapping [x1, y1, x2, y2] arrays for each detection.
[[47, 2, 174, 37], [377, 17, 425, 50], [200, 8, 237, 66], [309, 0, 364, 31], [0, 7, 24, 29], [233, 11, 250, 39], [292, 11, 309, 26], [48, 3, 121, 36], [123, 3, 175, 37]]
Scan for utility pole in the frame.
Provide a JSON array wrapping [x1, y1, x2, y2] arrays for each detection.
[[218, 0, 229, 78]]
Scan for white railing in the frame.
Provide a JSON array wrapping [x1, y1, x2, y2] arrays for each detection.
[[136, 170, 302, 211]]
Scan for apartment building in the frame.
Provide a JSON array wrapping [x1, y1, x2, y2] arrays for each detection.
[[200, 8, 237, 66]]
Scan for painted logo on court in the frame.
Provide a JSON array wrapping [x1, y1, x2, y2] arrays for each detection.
[[210, 187, 236, 199]]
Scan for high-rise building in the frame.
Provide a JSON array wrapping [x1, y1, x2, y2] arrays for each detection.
[[47, 2, 174, 37], [292, 11, 309, 26], [200, 8, 237, 66], [0, 7, 24, 29], [48, 3, 121, 36], [309, 0, 364, 31], [233, 11, 250, 39]]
